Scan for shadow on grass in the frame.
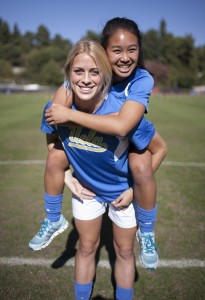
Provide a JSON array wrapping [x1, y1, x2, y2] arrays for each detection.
[[51, 218, 78, 269]]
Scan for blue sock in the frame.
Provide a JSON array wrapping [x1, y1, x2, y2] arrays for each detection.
[[44, 192, 63, 222], [116, 285, 134, 300], [136, 204, 157, 233], [74, 282, 93, 300]]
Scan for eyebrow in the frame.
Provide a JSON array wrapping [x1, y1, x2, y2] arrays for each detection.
[[72, 67, 100, 71], [111, 44, 138, 48]]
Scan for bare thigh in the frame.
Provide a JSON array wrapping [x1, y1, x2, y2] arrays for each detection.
[[75, 216, 103, 248]]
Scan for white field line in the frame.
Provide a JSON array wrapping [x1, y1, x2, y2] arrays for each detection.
[[162, 161, 205, 167], [0, 160, 205, 167], [0, 257, 204, 269]]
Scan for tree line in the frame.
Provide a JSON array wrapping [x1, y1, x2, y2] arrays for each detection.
[[0, 18, 204, 90]]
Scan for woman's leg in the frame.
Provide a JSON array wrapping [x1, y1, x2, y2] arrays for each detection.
[[129, 148, 158, 270], [45, 142, 69, 195], [128, 132, 167, 268], [113, 223, 136, 289], [147, 132, 168, 173], [108, 202, 137, 299], [72, 197, 105, 300], [129, 131, 167, 210], [74, 217, 102, 283], [29, 144, 69, 251], [129, 148, 156, 210]]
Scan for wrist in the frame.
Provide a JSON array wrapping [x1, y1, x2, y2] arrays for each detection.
[[68, 108, 76, 122]]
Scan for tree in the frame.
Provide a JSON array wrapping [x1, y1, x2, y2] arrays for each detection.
[[0, 17, 204, 88], [195, 46, 205, 84], [25, 46, 66, 83], [23, 31, 36, 49], [0, 18, 10, 43], [25, 48, 51, 81], [83, 30, 100, 42], [12, 23, 21, 45], [35, 25, 50, 47], [171, 36, 197, 88], [40, 60, 63, 85], [52, 34, 72, 49], [51, 35, 73, 66], [143, 30, 161, 61], [159, 19, 167, 39]]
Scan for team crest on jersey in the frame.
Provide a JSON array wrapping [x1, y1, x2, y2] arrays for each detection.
[[68, 126, 107, 152]]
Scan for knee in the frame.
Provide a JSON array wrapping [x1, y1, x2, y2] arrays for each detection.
[[49, 147, 65, 162], [154, 135, 168, 160], [130, 157, 153, 183], [117, 246, 134, 261], [79, 240, 99, 258], [46, 148, 67, 172], [46, 149, 59, 173]]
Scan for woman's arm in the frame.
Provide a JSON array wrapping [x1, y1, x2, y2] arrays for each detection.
[[45, 100, 145, 136], [64, 173, 96, 200], [50, 70, 152, 136], [112, 187, 134, 210], [52, 85, 73, 107]]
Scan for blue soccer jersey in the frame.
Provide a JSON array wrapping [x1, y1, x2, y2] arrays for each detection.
[[41, 92, 155, 202], [41, 69, 155, 203], [109, 68, 154, 113], [41, 101, 133, 203]]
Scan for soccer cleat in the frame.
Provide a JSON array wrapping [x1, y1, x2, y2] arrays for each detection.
[[29, 214, 69, 251], [137, 228, 159, 270]]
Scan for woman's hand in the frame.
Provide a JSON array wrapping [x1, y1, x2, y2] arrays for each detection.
[[112, 187, 134, 210], [71, 177, 96, 200], [64, 169, 96, 200], [45, 104, 72, 125]]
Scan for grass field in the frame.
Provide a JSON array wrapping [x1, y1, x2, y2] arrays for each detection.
[[0, 93, 205, 300]]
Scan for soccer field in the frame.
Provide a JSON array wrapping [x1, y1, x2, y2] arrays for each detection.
[[0, 93, 205, 299]]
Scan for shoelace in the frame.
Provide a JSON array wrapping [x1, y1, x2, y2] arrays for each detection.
[[37, 219, 50, 237], [143, 234, 157, 254]]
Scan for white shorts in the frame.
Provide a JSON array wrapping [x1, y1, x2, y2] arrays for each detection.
[[72, 196, 137, 229]]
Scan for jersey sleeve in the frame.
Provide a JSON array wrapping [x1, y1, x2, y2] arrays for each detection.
[[40, 101, 57, 134], [128, 117, 156, 150], [125, 70, 154, 113]]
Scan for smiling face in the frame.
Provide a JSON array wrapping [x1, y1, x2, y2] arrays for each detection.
[[105, 29, 139, 83], [71, 53, 103, 112]]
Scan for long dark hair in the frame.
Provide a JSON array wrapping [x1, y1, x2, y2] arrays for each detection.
[[101, 17, 145, 69]]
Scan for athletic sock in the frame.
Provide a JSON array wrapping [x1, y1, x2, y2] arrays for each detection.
[[74, 282, 93, 300], [136, 204, 157, 233], [44, 192, 63, 222], [116, 285, 134, 300]]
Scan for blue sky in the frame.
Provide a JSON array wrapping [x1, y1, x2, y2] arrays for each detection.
[[1, 0, 204, 47]]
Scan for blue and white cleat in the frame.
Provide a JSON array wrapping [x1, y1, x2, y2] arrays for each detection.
[[29, 214, 69, 251], [137, 228, 159, 270]]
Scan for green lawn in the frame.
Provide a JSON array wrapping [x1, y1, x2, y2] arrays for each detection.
[[0, 93, 205, 299]]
